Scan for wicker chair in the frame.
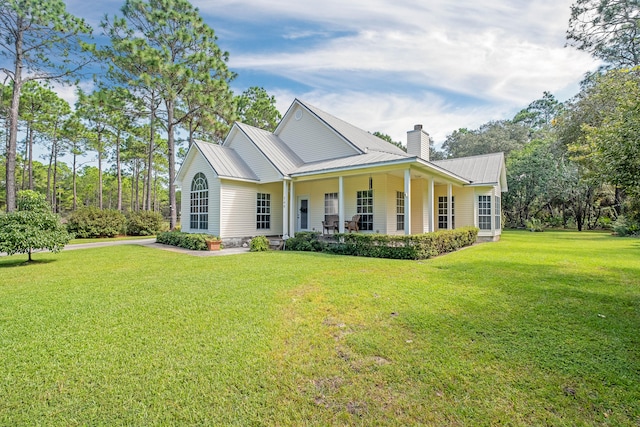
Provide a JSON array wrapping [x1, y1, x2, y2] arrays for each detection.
[[322, 215, 339, 234]]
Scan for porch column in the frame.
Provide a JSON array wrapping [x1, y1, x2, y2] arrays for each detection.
[[282, 180, 289, 237], [427, 178, 434, 232], [447, 183, 453, 230], [491, 187, 496, 235], [404, 169, 411, 235], [338, 176, 345, 233], [289, 181, 296, 237]]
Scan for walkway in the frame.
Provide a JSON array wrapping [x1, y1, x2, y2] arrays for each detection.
[[3, 239, 251, 257]]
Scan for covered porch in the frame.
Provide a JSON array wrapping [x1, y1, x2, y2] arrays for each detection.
[[280, 162, 492, 238]]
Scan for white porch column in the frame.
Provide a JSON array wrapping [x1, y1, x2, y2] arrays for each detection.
[[447, 183, 453, 230], [491, 187, 496, 235], [338, 176, 345, 233], [289, 181, 296, 237], [404, 169, 411, 235], [282, 180, 289, 237], [427, 178, 434, 232]]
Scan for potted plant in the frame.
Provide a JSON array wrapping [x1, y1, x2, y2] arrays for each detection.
[[205, 235, 222, 251]]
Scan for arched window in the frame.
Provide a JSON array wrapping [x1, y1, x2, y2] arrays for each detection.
[[190, 173, 208, 230]]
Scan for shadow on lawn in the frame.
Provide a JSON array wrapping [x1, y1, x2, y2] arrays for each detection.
[[0, 257, 56, 268]]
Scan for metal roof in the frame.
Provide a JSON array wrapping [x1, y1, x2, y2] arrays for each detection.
[[433, 152, 505, 184], [297, 100, 409, 157], [292, 150, 411, 175], [194, 140, 259, 181], [235, 123, 303, 175]]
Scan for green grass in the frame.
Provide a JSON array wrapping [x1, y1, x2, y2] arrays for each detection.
[[0, 231, 638, 425], [68, 235, 155, 245]]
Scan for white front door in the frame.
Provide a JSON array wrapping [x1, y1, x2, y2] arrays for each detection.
[[297, 196, 309, 231]]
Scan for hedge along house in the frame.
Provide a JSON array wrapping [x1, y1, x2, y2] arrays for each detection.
[[175, 99, 507, 247]]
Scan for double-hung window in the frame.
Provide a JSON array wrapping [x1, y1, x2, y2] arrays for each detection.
[[396, 191, 405, 231], [438, 196, 455, 229], [356, 190, 373, 231], [478, 195, 492, 230], [257, 193, 271, 229]]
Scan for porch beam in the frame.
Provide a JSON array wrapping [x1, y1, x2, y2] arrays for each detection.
[[404, 169, 411, 235], [338, 176, 345, 233]]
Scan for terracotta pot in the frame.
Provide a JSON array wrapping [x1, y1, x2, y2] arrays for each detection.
[[206, 239, 221, 251]]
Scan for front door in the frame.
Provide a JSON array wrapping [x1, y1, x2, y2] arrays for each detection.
[[297, 197, 309, 231]]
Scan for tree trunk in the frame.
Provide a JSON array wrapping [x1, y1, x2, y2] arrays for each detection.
[[72, 152, 77, 211], [97, 133, 103, 209], [28, 125, 34, 190], [116, 129, 122, 212], [6, 47, 23, 212], [146, 94, 155, 211], [166, 99, 177, 230], [46, 139, 54, 204]]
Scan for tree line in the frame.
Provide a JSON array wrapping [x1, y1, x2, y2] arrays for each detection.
[[2, 0, 639, 234], [438, 0, 640, 233], [0, 0, 281, 229]]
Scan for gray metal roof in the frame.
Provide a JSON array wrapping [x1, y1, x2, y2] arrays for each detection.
[[235, 123, 303, 175], [293, 150, 413, 175], [298, 100, 409, 156], [433, 152, 505, 184], [194, 140, 259, 181]]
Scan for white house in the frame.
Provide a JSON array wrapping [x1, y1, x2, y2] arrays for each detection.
[[175, 99, 507, 246]]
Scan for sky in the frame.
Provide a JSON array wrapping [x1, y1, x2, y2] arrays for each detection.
[[63, 0, 598, 149]]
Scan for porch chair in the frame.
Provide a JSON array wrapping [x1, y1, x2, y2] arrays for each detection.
[[345, 215, 361, 233], [322, 215, 339, 234]]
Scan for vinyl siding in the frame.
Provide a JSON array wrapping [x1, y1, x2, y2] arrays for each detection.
[[292, 179, 339, 232], [226, 131, 282, 182], [220, 180, 283, 238], [434, 184, 474, 231], [179, 152, 220, 236], [278, 105, 359, 163], [410, 179, 425, 234]]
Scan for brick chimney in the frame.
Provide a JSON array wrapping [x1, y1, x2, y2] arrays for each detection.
[[407, 124, 430, 161]]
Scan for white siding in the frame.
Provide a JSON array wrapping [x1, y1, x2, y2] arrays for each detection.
[[384, 174, 403, 235], [220, 181, 283, 238], [278, 105, 359, 163], [226, 131, 281, 182], [410, 179, 425, 234], [180, 152, 220, 236], [434, 184, 473, 231], [293, 179, 339, 232]]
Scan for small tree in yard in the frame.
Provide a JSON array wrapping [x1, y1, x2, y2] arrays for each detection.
[[0, 190, 71, 261]]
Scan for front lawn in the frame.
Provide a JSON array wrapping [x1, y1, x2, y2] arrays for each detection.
[[0, 231, 638, 425]]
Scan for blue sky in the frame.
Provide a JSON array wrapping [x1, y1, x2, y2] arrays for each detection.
[[63, 0, 598, 149]]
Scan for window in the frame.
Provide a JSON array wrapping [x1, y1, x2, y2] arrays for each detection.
[[324, 192, 338, 217], [495, 196, 501, 230], [356, 190, 373, 231], [396, 191, 405, 231], [438, 196, 455, 229], [190, 173, 208, 230], [256, 193, 271, 229], [478, 195, 492, 230]]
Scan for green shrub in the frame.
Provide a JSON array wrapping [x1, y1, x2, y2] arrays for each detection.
[[156, 231, 209, 250], [285, 227, 479, 260], [525, 217, 544, 232], [67, 207, 126, 238], [284, 232, 325, 252], [250, 235, 269, 252], [126, 211, 165, 236], [612, 216, 640, 237]]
